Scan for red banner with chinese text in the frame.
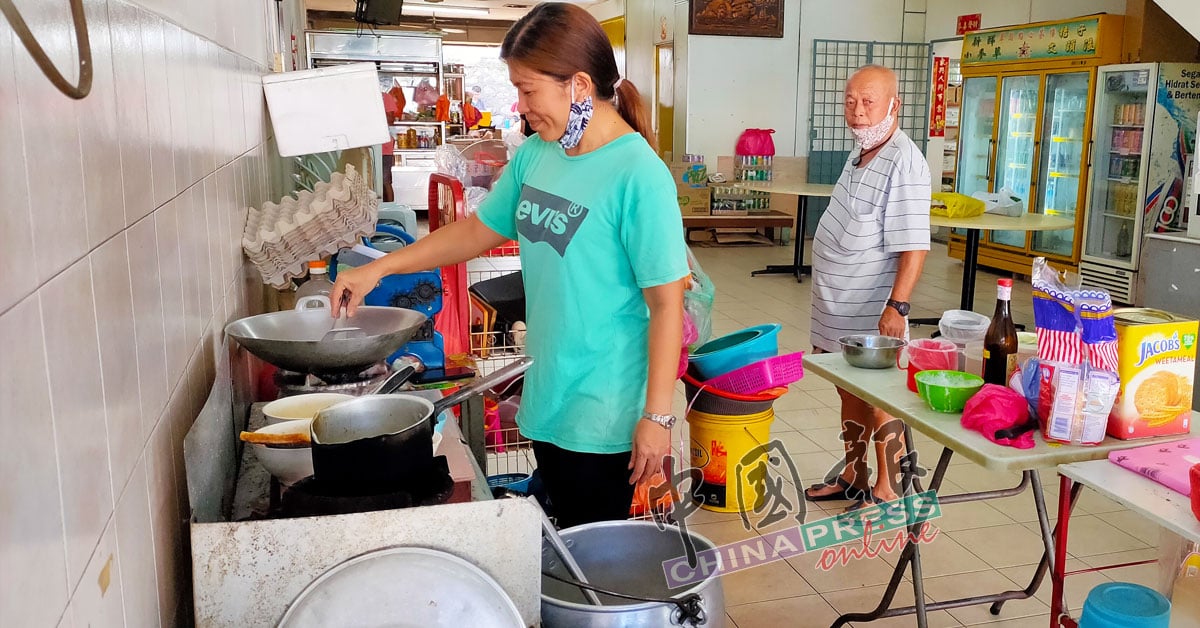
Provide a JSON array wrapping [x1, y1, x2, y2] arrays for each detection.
[[929, 57, 949, 138]]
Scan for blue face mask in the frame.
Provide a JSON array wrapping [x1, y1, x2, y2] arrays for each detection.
[[559, 83, 593, 150]]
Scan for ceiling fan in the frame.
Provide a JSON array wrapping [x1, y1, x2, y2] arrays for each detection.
[[395, 15, 467, 35]]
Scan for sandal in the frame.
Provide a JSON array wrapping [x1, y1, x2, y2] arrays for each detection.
[[805, 477, 869, 502]]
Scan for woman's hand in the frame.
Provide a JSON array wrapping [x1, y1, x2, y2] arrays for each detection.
[[328, 263, 385, 318], [628, 419, 671, 485]]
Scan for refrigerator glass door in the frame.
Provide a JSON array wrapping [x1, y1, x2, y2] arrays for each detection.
[[1032, 72, 1091, 258], [991, 74, 1041, 248], [956, 76, 998, 198], [1083, 67, 1151, 268]]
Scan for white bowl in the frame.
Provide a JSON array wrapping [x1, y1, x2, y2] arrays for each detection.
[[248, 420, 313, 485], [263, 393, 354, 424]]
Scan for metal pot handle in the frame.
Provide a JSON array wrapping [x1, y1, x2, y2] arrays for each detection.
[[431, 357, 534, 416]]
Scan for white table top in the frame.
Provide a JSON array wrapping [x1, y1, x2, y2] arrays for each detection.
[[802, 353, 1196, 473], [929, 212, 1074, 232], [1059, 459, 1200, 543], [735, 176, 836, 197]]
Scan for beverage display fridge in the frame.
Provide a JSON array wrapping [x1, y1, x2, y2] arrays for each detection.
[[1079, 63, 1200, 303], [951, 15, 1124, 276]]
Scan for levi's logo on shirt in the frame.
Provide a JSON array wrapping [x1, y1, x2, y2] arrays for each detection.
[[515, 185, 589, 256]]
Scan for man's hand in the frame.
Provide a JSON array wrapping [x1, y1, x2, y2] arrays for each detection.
[[878, 305, 907, 339], [629, 419, 671, 485]]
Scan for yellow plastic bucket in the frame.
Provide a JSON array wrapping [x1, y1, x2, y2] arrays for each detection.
[[686, 408, 775, 513]]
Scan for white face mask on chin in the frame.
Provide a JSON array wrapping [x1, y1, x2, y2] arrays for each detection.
[[849, 98, 896, 151]]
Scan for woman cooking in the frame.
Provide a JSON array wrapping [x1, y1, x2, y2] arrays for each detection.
[[330, 3, 689, 529]]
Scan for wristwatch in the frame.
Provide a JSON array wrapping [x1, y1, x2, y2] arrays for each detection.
[[642, 412, 677, 429], [885, 299, 911, 316]]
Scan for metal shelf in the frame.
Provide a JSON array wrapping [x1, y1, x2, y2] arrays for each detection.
[[1112, 124, 1144, 129], [1102, 212, 1135, 220], [393, 121, 445, 126]]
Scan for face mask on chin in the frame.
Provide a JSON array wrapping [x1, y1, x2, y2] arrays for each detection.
[[849, 98, 896, 151], [559, 82, 594, 150]]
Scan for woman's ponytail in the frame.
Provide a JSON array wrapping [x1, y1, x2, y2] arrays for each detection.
[[614, 79, 657, 152]]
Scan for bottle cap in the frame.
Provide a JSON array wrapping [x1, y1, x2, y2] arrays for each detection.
[[309, 260, 328, 274], [998, 278, 1013, 288]]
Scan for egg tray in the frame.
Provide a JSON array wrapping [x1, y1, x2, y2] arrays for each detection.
[[242, 165, 380, 288]]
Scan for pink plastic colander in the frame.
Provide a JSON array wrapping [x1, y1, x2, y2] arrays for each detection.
[[705, 352, 805, 395]]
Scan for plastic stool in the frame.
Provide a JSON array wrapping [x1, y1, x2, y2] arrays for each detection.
[[1078, 582, 1170, 628]]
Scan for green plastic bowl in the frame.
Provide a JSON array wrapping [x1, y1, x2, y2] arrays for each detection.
[[914, 370, 984, 413]]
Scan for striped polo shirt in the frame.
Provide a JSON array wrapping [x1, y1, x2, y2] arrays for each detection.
[[810, 128, 931, 352]]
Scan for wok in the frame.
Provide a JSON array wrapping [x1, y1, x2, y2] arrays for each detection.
[[225, 306, 428, 376]]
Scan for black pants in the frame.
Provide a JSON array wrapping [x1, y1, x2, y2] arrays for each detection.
[[532, 441, 636, 529]]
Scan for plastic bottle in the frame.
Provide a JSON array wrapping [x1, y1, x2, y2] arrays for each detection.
[[1170, 553, 1200, 626], [295, 260, 335, 307], [982, 278, 1018, 385]]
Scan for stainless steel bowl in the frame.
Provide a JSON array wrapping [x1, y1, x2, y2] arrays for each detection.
[[838, 334, 906, 369]]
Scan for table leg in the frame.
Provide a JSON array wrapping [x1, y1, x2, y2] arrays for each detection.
[[961, 228, 981, 311], [830, 442, 953, 627], [989, 470, 1056, 616], [834, 453, 1070, 626], [1050, 477, 1084, 628], [903, 424, 929, 628], [751, 196, 810, 282]]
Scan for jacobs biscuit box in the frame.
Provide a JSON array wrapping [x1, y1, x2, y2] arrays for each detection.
[[1108, 308, 1197, 439]]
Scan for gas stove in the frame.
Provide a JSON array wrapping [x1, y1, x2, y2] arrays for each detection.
[[275, 457, 455, 518], [273, 362, 391, 398]]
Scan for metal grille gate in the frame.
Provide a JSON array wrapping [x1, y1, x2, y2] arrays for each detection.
[[805, 39, 931, 233]]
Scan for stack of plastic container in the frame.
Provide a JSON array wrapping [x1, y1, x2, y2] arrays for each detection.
[[684, 324, 806, 513]]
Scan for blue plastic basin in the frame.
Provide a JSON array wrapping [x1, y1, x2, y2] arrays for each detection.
[[689, 324, 781, 380]]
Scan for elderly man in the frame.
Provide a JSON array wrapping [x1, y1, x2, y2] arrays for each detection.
[[804, 64, 931, 513]]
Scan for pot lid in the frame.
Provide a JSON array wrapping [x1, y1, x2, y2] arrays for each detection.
[[279, 547, 523, 627]]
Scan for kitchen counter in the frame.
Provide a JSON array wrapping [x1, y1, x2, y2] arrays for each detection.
[[188, 392, 538, 626]]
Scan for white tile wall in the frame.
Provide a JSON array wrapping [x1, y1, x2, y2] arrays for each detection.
[[0, 298, 69, 627], [40, 257, 115, 587], [0, 0, 278, 624]]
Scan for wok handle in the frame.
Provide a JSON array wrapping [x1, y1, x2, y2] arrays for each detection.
[[431, 357, 534, 417]]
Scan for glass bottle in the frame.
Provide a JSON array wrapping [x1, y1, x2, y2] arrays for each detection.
[[1115, 221, 1132, 258], [982, 278, 1019, 386]]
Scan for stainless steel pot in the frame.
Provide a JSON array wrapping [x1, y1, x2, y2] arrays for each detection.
[[541, 520, 725, 627], [309, 358, 533, 493]]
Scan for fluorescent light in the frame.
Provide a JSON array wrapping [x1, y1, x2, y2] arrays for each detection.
[[405, 5, 490, 17]]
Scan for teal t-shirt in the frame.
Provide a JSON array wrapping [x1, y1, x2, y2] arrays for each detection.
[[476, 133, 689, 454]]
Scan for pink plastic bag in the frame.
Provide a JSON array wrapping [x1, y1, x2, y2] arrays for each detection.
[[735, 128, 776, 156], [961, 384, 1036, 449]]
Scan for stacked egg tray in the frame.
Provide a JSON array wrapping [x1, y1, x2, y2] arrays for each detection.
[[243, 165, 380, 288]]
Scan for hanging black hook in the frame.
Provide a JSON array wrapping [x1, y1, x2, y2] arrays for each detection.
[[0, 0, 93, 99]]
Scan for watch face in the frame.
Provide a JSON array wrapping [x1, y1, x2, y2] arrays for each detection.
[[890, 300, 910, 316]]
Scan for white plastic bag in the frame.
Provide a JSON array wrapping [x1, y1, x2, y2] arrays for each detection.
[[972, 187, 1024, 217], [684, 248, 715, 350]]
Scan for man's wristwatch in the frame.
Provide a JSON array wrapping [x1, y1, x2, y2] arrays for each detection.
[[642, 412, 677, 429], [885, 299, 911, 316]]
